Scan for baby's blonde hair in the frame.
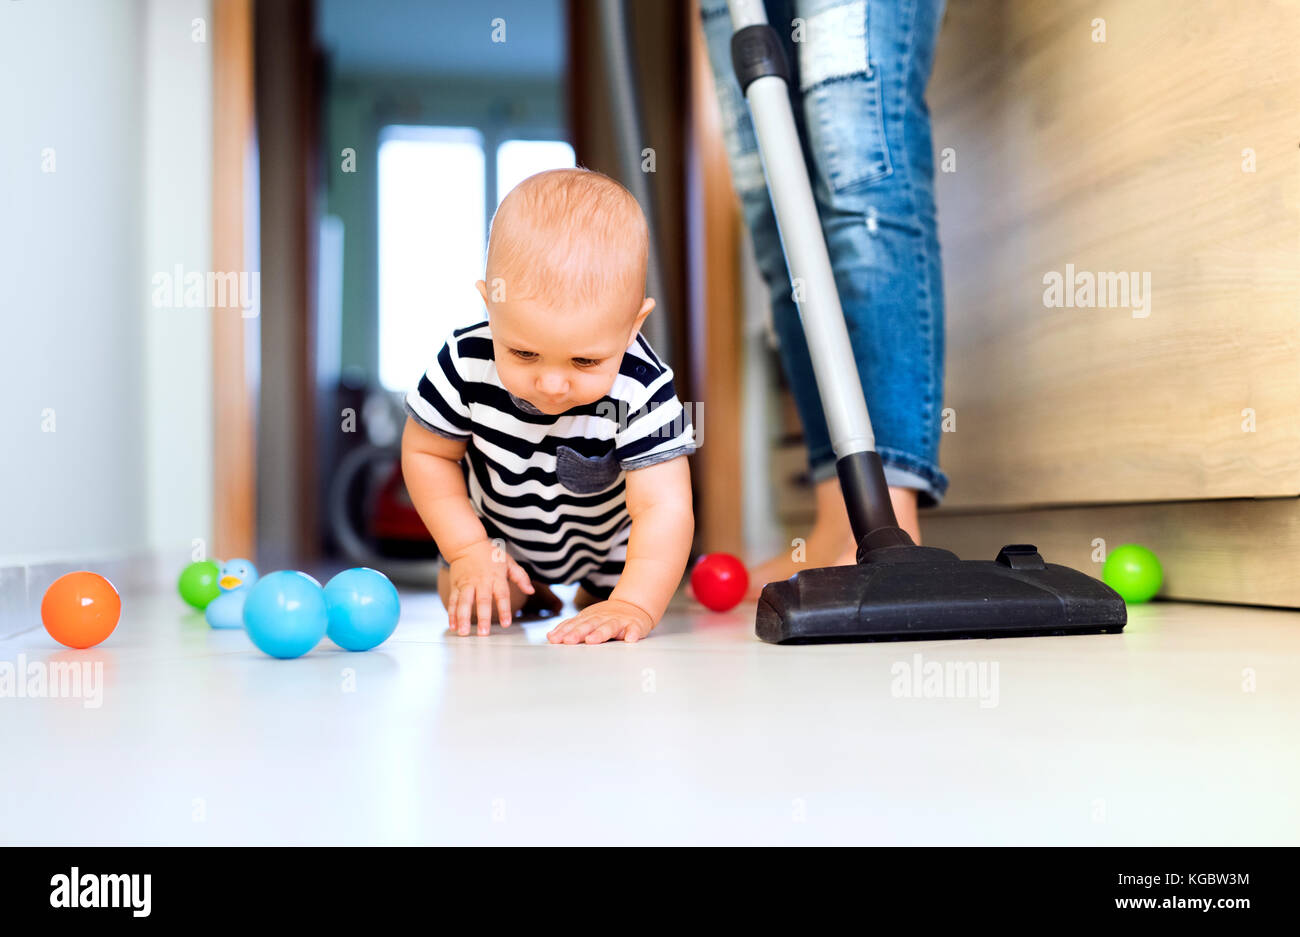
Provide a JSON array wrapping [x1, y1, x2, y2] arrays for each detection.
[[485, 167, 648, 313]]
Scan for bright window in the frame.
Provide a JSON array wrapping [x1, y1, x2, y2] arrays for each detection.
[[495, 139, 576, 205], [377, 126, 485, 392], [377, 130, 574, 392]]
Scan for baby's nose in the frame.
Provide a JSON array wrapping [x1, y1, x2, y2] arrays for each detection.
[[537, 371, 569, 396]]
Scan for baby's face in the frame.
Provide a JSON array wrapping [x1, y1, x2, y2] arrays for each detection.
[[482, 288, 645, 416]]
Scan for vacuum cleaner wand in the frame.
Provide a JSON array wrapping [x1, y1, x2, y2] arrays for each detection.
[[726, 1, 1127, 643]]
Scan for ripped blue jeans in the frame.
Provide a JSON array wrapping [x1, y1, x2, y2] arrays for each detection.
[[700, 0, 949, 505]]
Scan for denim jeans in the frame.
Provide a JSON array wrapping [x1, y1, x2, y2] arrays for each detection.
[[700, 0, 949, 506]]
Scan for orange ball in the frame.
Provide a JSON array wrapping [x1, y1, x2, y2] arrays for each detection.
[[41, 572, 121, 649]]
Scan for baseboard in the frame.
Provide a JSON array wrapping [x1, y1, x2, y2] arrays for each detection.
[[924, 496, 1300, 608], [0, 549, 187, 640]]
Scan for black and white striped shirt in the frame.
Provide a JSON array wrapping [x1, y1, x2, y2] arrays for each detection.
[[405, 320, 696, 591]]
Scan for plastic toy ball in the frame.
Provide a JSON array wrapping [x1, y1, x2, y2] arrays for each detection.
[[178, 560, 221, 610], [1102, 543, 1163, 604], [242, 571, 328, 659], [41, 572, 121, 649], [689, 553, 750, 612], [324, 567, 401, 651]]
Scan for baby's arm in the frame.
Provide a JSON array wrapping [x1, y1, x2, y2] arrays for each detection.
[[547, 454, 694, 644], [401, 417, 533, 633]]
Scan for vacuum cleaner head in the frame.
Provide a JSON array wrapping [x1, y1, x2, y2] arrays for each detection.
[[756, 531, 1127, 644]]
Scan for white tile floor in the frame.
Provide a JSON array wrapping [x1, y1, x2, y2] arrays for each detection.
[[1, 585, 1297, 845]]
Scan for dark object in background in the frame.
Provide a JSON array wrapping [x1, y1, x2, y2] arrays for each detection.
[[370, 459, 437, 558], [326, 389, 440, 582]]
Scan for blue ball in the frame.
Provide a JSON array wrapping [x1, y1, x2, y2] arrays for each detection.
[[242, 570, 327, 659], [324, 567, 401, 651]]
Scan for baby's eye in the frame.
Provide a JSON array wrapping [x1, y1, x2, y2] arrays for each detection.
[[510, 349, 538, 361], [572, 357, 601, 368]]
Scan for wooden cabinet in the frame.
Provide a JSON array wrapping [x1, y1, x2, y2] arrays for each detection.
[[925, 0, 1300, 605]]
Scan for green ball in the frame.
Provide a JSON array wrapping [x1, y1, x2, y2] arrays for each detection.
[[178, 560, 221, 610], [1102, 543, 1163, 604]]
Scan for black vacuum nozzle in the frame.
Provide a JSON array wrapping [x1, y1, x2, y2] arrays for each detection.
[[756, 541, 1127, 644]]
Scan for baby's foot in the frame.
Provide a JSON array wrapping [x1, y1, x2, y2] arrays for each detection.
[[516, 581, 564, 620]]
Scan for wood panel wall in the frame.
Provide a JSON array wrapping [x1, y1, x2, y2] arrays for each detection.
[[929, 0, 1300, 510], [925, 0, 1300, 607], [211, 0, 257, 561], [686, 0, 745, 556], [926, 496, 1300, 608]]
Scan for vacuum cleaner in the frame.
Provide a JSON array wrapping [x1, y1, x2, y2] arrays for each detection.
[[724, 0, 1128, 643]]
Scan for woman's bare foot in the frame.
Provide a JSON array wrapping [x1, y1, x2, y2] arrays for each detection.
[[745, 476, 852, 596], [747, 479, 924, 594], [829, 485, 922, 566]]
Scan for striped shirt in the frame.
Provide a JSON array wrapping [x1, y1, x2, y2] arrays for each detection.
[[405, 319, 696, 593]]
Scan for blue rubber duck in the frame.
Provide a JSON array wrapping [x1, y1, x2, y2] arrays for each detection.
[[205, 559, 259, 629]]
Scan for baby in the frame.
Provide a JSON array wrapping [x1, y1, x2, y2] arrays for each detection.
[[401, 168, 696, 644]]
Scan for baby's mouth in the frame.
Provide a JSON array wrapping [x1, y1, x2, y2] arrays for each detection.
[[507, 390, 551, 415]]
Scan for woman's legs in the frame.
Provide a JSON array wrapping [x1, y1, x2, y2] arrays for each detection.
[[795, 0, 949, 503], [699, 0, 948, 590]]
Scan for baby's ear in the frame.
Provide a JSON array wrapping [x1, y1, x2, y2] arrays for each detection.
[[628, 297, 656, 344], [475, 279, 489, 304]]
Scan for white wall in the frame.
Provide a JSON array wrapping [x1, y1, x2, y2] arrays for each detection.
[[0, 0, 212, 570], [142, 0, 214, 562]]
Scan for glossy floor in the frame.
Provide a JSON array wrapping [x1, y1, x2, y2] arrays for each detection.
[[2, 586, 1297, 845]]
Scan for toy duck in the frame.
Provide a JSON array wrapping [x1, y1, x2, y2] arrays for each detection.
[[205, 559, 259, 629]]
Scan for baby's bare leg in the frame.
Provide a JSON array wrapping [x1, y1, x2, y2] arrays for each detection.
[[574, 586, 603, 611]]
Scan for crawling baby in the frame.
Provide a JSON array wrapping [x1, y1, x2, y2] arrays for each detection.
[[402, 168, 696, 644]]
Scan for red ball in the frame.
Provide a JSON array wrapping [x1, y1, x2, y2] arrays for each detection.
[[689, 553, 749, 612], [41, 572, 121, 648]]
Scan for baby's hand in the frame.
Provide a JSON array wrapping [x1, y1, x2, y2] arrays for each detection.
[[547, 599, 655, 645], [445, 540, 534, 636]]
